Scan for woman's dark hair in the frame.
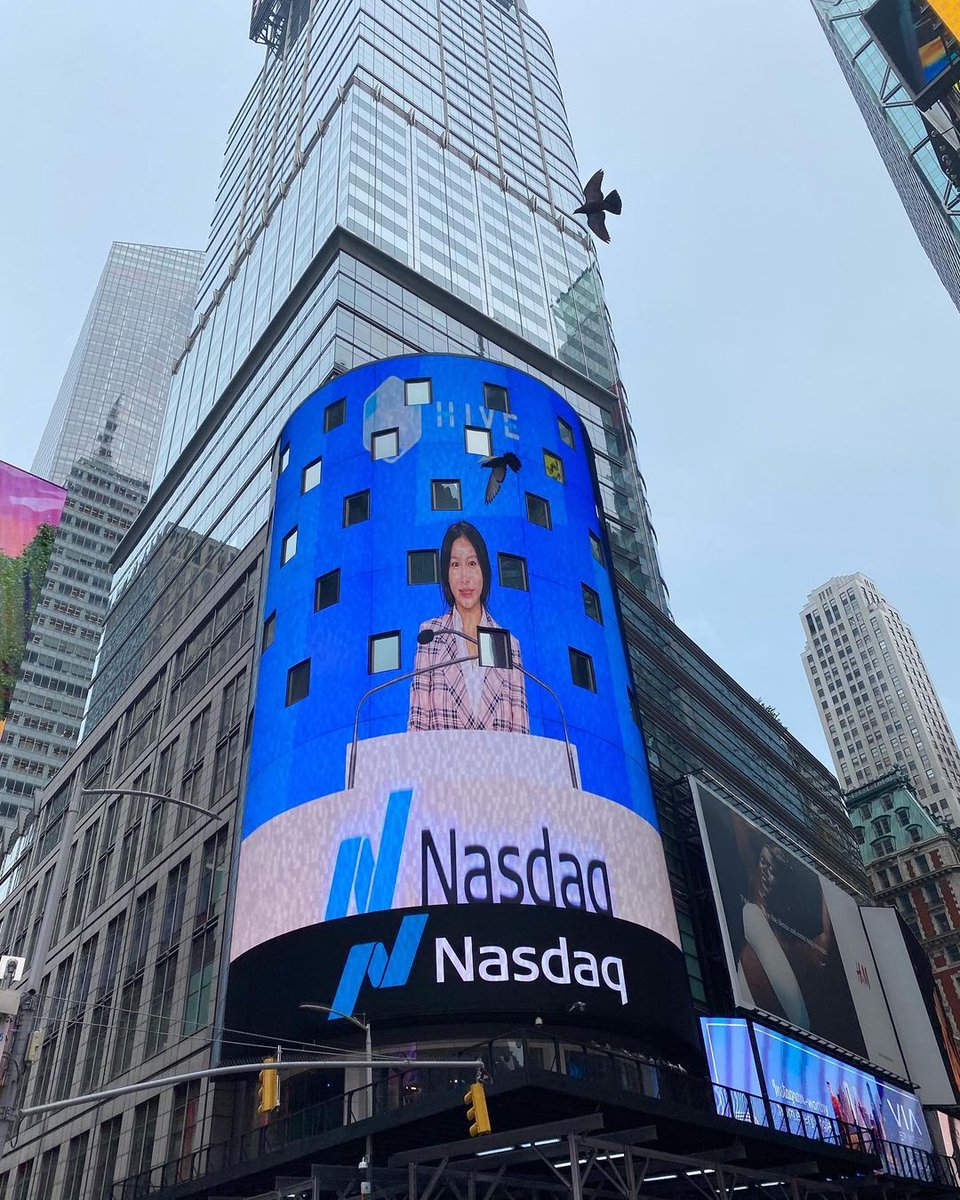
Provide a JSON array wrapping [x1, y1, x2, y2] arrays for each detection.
[[439, 521, 491, 608]]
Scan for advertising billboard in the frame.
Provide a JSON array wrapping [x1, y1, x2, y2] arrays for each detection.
[[227, 356, 695, 1050], [701, 1018, 932, 1156], [862, 905, 959, 1106], [692, 778, 905, 1074], [0, 462, 67, 732], [864, 0, 960, 108]]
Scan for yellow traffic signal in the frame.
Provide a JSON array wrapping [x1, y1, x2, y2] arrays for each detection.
[[257, 1056, 279, 1114], [464, 1081, 491, 1136]]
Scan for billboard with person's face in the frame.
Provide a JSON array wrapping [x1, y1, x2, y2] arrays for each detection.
[[226, 356, 696, 1052], [0, 463, 67, 731], [692, 779, 906, 1076]]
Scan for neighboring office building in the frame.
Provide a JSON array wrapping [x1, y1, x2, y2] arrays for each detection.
[[810, 0, 960, 310], [801, 572, 960, 825], [0, 1, 909, 1195], [0, 244, 202, 823], [847, 770, 960, 1049]]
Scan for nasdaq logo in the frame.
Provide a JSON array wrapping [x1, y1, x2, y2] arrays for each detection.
[[325, 789, 412, 920], [329, 913, 428, 1019]]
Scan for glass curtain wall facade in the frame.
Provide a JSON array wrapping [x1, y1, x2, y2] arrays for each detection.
[[34, 244, 203, 488], [0, 5, 874, 1194], [91, 0, 666, 721], [0, 244, 201, 823], [810, 1, 960, 308]]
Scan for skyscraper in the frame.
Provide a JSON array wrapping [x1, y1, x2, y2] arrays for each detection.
[[0, 6, 888, 1195], [810, 1, 960, 309], [88, 0, 666, 726], [801, 572, 960, 823], [0, 244, 201, 820]]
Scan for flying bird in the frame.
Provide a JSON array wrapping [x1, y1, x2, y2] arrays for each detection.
[[574, 169, 622, 243], [481, 452, 521, 503]]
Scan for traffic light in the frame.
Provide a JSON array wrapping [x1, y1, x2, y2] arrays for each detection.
[[257, 1056, 279, 1114], [464, 1081, 491, 1136]]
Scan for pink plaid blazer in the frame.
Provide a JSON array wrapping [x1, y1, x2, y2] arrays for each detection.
[[407, 610, 529, 733]]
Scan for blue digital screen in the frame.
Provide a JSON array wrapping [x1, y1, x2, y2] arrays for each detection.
[[228, 356, 691, 1035], [245, 355, 653, 838]]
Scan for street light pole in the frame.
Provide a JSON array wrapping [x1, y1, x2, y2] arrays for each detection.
[[80, 787, 223, 823], [300, 1003, 373, 1192]]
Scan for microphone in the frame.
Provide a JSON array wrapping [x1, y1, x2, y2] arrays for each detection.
[[347, 652, 474, 787], [424, 627, 579, 789]]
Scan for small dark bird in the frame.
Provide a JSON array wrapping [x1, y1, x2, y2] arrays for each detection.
[[481, 452, 521, 503], [574, 169, 622, 243]]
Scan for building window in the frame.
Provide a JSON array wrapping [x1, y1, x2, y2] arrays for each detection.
[[279, 444, 290, 473], [408, 550, 439, 585], [280, 527, 298, 565], [543, 449, 565, 483], [178, 709, 210, 834], [196, 828, 229, 927], [325, 398, 346, 431], [212, 670, 245, 801], [526, 493, 551, 529], [569, 648, 597, 692], [10, 1162, 32, 1200], [369, 632, 401, 674], [35, 1149, 59, 1199], [465, 426, 492, 456], [589, 532, 604, 564], [91, 1116, 122, 1200], [405, 378, 431, 406], [483, 383, 509, 412], [286, 660, 311, 706], [301, 457, 321, 493], [183, 926, 217, 1036], [63, 1133, 89, 1200], [167, 1082, 200, 1175], [315, 569, 341, 611], [262, 612, 276, 652], [372, 428, 400, 460], [343, 490, 371, 526], [582, 584, 603, 624], [498, 553, 528, 590], [558, 417, 575, 449], [431, 480, 462, 511], [129, 1097, 159, 1192]]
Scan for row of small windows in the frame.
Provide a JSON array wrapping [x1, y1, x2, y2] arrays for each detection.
[[280, 490, 607, 564], [279, 381, 577, 476], [284, 642, 598, 707], [286, 438, 569, 485], [303, 556, 604, 620]]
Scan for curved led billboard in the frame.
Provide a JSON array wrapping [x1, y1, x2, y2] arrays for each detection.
[[227, 356, 695, 1051]]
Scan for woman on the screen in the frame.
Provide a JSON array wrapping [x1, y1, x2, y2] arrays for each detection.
[[736, 833, 834, 1028], [408, 521, 529, 732]]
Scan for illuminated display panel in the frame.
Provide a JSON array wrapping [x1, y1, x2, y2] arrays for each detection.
[[864, 0, 960, 108], [692, 778, 907, 1075], [701, 1018, 932, 1156], [227, 356, 695, 1049]]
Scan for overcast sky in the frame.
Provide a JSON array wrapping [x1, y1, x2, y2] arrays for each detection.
[[2, 2, 958, 769]]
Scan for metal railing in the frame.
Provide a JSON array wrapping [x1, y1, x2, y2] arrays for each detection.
[[114, 1031, 960, 1198]]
